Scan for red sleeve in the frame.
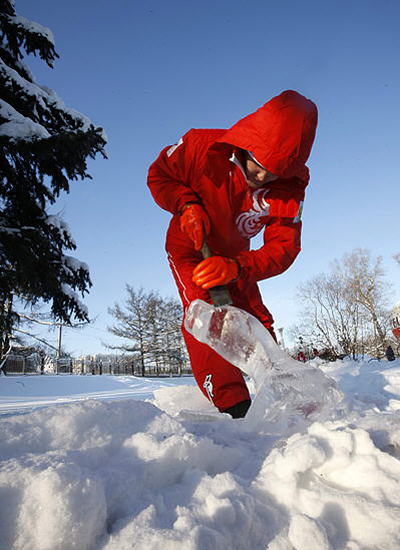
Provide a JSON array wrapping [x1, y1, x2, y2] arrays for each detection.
[[147, 130, 201, 216], [235, 193, 304, 283]]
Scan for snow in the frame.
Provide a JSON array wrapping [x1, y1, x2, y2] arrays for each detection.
[[0, 375, 196, 415], [61, 283, 89, 316], [1, 359, 400, 550], [12, 15, 56, 47], [0, 60, 95, 141], [63, 256, 90, 274], [0, 98, 50, 140], [46, 215, 76, 246]]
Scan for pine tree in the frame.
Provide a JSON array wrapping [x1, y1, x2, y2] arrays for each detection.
[[0, 1, 106, 357]]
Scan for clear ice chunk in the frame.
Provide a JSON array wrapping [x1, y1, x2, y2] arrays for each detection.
[[185, 300, 345, 432]]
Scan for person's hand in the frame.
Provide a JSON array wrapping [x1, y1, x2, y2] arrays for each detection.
[[180, 204, 211, 250], [192, 256, 239, 289]]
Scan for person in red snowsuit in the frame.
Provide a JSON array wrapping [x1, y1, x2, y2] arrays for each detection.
[[148, 90, 318, 418]]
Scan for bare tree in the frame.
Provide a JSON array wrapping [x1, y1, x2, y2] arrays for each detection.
[[107, 286, 187, 375], [339, 249, 391, 357], [295, 249, 393, 360], [296, 271, 362, 359], [147, 296, 186, 373]]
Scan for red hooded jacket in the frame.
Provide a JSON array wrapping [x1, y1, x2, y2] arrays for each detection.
[[148, 90, 318, 284]]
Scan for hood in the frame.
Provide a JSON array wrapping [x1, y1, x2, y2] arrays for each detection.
[[218, 90, 318, 183]]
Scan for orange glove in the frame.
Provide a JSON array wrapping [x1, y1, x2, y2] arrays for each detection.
[[192, 256, 239, 289], [180, 203, 211, 251]]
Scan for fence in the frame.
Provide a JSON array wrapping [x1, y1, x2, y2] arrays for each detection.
[[1, 354, 192, 377]]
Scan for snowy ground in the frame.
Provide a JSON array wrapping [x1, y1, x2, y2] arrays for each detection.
[[1, 359, 400, 550], [0, 374, 196, 416]]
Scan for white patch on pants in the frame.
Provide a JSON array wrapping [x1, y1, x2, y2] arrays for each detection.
[[203, 374, 214, 401]]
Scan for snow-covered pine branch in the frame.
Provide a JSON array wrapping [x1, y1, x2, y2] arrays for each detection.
[[0, 59, 103, 137], [0, 1, 58, 67], [0, 97, 50, 140]]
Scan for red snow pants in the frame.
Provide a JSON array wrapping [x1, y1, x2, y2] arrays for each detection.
[[166, 222, 276, 412]]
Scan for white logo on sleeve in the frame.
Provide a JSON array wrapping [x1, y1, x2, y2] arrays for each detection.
[[167, 137, 183, 157], [203, 374, 215, 401]]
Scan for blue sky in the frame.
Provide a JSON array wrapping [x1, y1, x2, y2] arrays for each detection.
[[15, 0, 400, 355]]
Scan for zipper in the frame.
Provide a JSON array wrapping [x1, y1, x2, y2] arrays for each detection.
[[229, 152, 253, 201], [229, 152, 247, 181]]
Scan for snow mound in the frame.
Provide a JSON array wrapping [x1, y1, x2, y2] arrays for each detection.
[[1, 363, 400, 550], [255, 422, 400, 550], [151, 384, 214, 416]]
